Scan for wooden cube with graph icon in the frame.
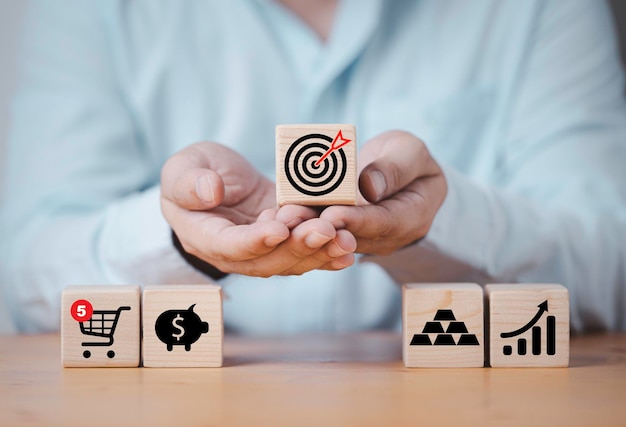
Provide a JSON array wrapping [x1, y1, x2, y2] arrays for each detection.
[[61, 285, 141, 367], [276, 124, 357, 207], [485, 284, 569, 368], [142, 285, 223, 368], [402, 283, 484, 368]]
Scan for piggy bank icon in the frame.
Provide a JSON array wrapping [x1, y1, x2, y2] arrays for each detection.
[[155, 304, 209, 351]]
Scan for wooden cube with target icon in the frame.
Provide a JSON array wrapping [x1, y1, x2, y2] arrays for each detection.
[[61, 285, 141, 367], [276, 124, 357, 207]]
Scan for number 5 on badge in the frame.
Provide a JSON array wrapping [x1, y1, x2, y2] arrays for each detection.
[[276, 124, 357, 207]]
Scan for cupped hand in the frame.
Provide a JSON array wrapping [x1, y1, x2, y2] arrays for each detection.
[[320, 131, 447, 255], [161, 142, 356, 277]]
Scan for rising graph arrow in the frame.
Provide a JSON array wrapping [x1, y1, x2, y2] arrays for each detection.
[[500, 300, 548, 338]]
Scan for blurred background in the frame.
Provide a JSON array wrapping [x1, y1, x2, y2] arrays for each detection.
[[0, 0, 28, 334], [0, 0, 625, 334]]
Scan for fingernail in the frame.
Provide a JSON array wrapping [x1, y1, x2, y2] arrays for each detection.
[[327, 241, 349, 257], [195, 176, 215, 203], [333, 254, 355, 269], [369, 170, 387, 200], [264, 234, 286, 247], [304, 231, 332, 248]]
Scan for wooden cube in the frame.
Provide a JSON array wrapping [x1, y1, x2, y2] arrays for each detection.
[[276, 124, 357, 207], [485, 284, 569, 368], [402, 283, 484, 368], [142, 285, 223, 367], [62, 285, 141, 367]]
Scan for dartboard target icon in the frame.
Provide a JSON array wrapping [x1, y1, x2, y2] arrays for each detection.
[[284, 133, 348, 196], [276, 124, 356, 206]]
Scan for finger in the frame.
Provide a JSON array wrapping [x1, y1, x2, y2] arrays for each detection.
[[318, 253, 356, 271], [215, 219, 336, 277], [359, 131, 437, 203], [166, 204, 291, 263], [275, 229, 356, 275], [161, 157, 225, 210], [321, 204, 398, 240], [215, 222, 292, 262], [195, 222, 355, 277], [284, 228, 356, 270], [212, 217, 335, 266], [325, 229, 357, 257], [257, 208, 278, 222], [280, 252, 356, 275], [184, 169, 225, 210], [161, 142, 267, 209], [289, 218, 336, 252], [275, 204, 320, 229], [321, 179, 440, 255]]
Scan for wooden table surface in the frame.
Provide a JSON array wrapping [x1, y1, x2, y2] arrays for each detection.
[[1, 333, 625, 427]]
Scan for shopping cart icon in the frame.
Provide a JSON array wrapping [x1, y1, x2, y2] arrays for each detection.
[[78, 306, 131, 359]]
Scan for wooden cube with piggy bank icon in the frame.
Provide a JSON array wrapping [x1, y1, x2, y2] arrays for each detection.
[[142, 285, 223, 367], [155, 304, 209, 352]]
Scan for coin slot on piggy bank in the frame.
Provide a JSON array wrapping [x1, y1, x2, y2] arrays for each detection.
[[155, 304, 209, 351]]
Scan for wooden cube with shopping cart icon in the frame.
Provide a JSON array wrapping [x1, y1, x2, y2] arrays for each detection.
[[62, 285, 141, 367]]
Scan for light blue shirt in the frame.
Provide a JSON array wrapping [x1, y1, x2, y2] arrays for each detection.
[[2, 0, 625, 333]]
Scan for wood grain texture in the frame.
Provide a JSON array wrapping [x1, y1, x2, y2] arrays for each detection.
[[61, 285, 140, 367], [142, 285, 223, 367], [403, 283, 484, 367], [3, 333, 626, 427], [276, 124, 356, 206], [486, 284, 569, 367]]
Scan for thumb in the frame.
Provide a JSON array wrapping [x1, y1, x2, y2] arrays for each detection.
[[162, 166, 225, 211], [358, 132, 435, 203]]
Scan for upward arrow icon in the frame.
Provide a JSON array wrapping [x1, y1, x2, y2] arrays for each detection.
[[500, 301, 549, 339]]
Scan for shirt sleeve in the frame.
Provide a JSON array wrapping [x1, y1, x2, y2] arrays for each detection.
[[0, 0, 210, 332], [420, 0, 626, 332]]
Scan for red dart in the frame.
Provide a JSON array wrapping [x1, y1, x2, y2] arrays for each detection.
[[314, 130, 352, 167]]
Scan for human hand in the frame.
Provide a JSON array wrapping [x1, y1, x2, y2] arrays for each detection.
[[160, 142, 356, 277], [320, 131, 447, 255]]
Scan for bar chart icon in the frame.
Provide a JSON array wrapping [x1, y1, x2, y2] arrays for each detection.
[[486, 284, 569, 367], [500, 301, 556, 356]]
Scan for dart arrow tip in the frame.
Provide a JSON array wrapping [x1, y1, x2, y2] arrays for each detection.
[[314, 130, 351, 167]]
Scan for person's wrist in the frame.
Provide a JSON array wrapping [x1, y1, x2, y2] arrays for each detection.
[[171, 229, 229, 281]]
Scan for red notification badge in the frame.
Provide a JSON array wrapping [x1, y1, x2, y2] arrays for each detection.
[[70, 299, 93, 322]]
